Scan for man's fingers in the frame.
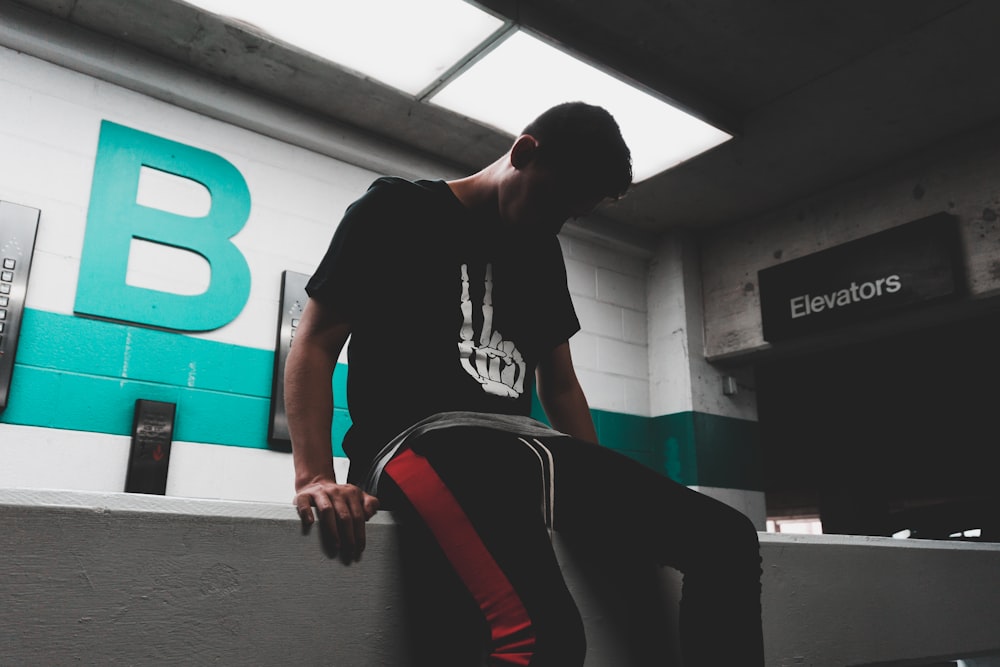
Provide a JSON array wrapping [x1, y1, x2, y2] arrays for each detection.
[[294, 483, 377, 559], [353, 515, 366, 555], [307, 492, 341, 551], [363, 493, 380, 519], [344, 493, 369, 555], [297, 505, 315, 525], [331, 497, 357, 556], [295, 494, 316, 525]]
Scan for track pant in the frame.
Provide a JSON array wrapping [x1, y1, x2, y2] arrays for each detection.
[[380, 426, 764, 666]]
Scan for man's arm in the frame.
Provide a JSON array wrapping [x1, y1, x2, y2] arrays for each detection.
[[535, 341, 598, 443], [285, 297, 378, 559]]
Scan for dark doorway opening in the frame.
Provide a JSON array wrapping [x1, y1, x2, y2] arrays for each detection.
[[756, 308, 1000, 541]]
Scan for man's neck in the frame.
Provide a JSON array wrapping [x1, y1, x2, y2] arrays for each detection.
[[446, 159, 504, 215]]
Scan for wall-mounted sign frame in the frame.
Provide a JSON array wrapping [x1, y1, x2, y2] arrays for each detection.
[[124, 399, 176, 495], [0, 201, 41, 412], [758, 213, 965, 343], [268, 270, 310, 448]]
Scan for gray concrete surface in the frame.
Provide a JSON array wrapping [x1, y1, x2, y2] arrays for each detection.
[[3, 489, 1000, 666]]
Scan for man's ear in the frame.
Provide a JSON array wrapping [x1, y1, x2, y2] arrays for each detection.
[[509, 134, 540, 169]]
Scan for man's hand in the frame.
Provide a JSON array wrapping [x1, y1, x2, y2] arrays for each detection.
[[295, 477, 379, 560]]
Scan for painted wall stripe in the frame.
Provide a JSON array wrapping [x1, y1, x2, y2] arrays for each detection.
[[16, 309, 273, 396], [689, 411, 763, 491], [535, 393, 763, 491], [4, 309, 760, 488], [2, 363, 354, 456], [4, 308, 352, 454]]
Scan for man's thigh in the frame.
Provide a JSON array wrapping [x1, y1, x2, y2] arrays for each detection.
[[383, 427, 585, 663]]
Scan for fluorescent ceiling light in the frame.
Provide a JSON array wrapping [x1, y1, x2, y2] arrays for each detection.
[[429, 30, 732, 182], [185, 0, 505, 94], [184, 0, 731, 181]]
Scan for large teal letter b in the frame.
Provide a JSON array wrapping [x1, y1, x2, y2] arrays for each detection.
[[75, 121, 252, 331]]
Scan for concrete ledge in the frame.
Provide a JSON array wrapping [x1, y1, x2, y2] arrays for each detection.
[[759, 532, 1000, 666], [3, 489, 1000, 666]]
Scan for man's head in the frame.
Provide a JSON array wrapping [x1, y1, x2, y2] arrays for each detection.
[[498, 102, 632, 234], [520, 102, 632, 201]]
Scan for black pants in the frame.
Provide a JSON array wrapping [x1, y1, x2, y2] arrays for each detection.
[[380, 426, 764, 666]]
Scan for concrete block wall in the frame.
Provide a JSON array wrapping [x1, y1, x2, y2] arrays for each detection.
[[685, 106, 1000, 525], [562, 234, 650, 418], [0, 21, 658, 505], [0, 40, 382, 501], [563, 229, 762, 521], [647, 231, 765, 525], [0, 51, 381, 350], [701, 119, 1000, 361]]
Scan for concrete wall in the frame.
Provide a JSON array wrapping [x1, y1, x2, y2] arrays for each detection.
[[4, 488, 1000, 666], [0, 36, 376, 500], [692, 115, 1000, 528], [563, 235, 650, 418], [648, 230, 765, 524], [0, 9, 652, 503], [701, 119, 1000, 361]]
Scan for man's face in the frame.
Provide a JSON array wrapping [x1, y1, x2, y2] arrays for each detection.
[[502, 161, 606, 236]]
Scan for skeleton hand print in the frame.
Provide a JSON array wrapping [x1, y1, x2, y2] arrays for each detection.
[[458, 263, 526, 397]]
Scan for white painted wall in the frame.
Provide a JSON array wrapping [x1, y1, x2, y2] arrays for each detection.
[[0, 422, 329, 503], [647, 231, 765, 526], [0, 42, 382, 353], [0, 27, 651, 501], [648, 231, 757, 421], [563, 234, 650, 417]]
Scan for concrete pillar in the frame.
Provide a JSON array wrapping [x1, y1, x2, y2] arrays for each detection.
[[647, 231, 765, 527]]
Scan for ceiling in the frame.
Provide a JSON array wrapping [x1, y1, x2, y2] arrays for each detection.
[[9, 0, 1000, 240]]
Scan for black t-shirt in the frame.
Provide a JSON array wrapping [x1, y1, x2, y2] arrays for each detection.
[[306, 177, 580, 481]]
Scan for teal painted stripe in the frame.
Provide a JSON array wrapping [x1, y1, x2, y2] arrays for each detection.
[[594, 410, 659, 472], [647, 411, 763, 491], [5, 310, 760, 486], [535, 392, 761, 491], [690, 411, 763, 491], [3, 364, 353, 456], [650, 412, 699, 485], [16, 309, 275, 397], [3, 309, 352, 455], [533, 395, 659, 469]]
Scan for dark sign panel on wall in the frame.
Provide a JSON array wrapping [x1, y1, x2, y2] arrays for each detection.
[[758, 213, 964, 342], [268, 270, 310, 447], [0, 201, 40, 412], [124, 399, 176, 495]]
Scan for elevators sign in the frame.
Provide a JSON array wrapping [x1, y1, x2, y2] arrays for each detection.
[[758, 213, 964, 342], [268, 270, 309, 446]]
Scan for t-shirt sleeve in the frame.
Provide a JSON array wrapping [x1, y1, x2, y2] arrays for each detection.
[[305, 178, 403, 322]]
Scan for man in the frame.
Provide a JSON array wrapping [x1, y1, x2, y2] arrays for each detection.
[[286, 102, 764, 665]]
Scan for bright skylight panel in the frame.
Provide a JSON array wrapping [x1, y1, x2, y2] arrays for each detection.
[[184, 1, 729, 181], [428, 30, 733, 182], [184, 0, 505, 95]]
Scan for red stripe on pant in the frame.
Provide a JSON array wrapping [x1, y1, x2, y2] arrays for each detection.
[[385, 448, 536, 666]]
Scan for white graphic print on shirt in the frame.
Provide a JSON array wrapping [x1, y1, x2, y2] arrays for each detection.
[[458, 263, 526, 398]]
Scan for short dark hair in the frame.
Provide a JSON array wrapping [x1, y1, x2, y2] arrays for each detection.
[[521, 102, 632, 200]]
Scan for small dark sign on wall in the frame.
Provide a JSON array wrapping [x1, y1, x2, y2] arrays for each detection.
[[124, 399, 176, 495], [268, 270, 310, 447], [758, 213, 964, 342]]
